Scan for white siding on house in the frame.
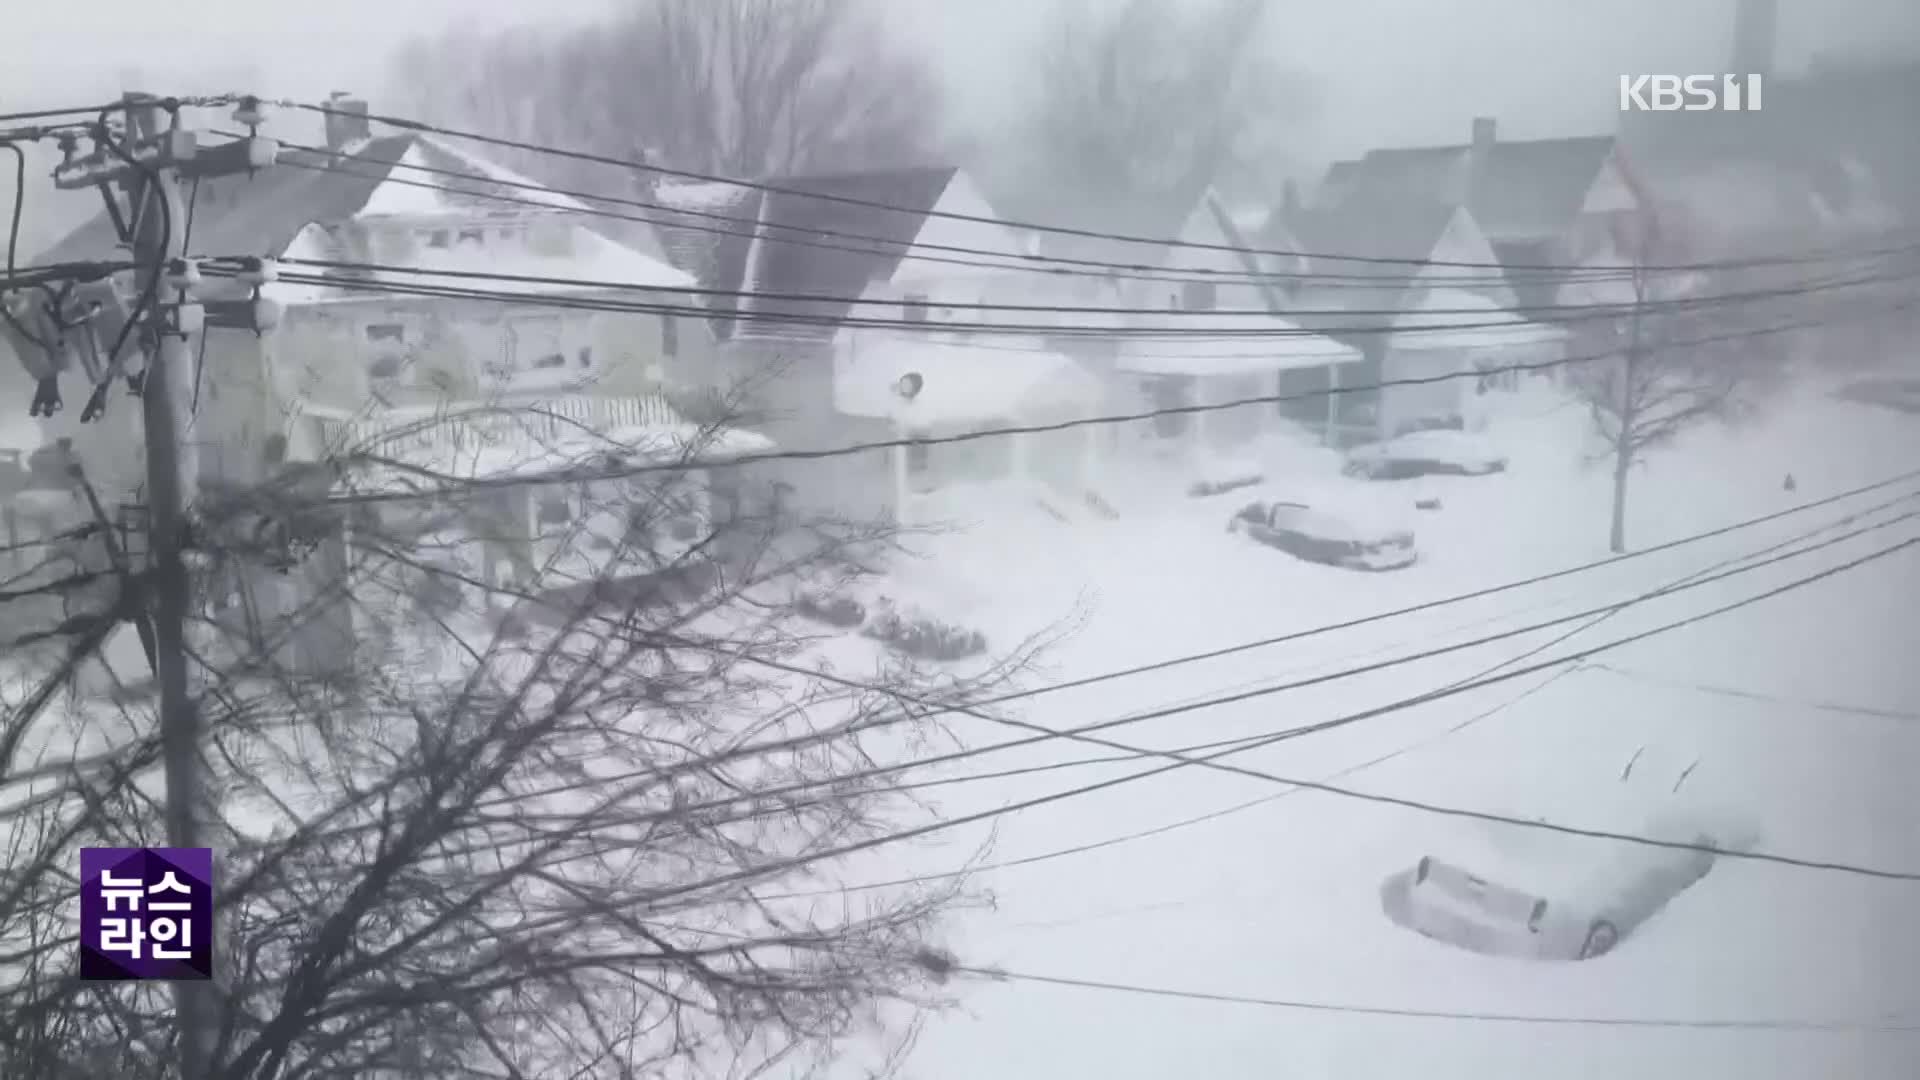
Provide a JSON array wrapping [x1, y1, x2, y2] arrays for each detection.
[[1411, 207, 1515, 307], [1580, 152, 1640, 215]]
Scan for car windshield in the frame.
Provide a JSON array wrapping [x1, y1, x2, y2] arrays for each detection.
[[1267, 504, 1364, 543]]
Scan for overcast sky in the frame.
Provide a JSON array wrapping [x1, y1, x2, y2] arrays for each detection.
[[4, 0, 1918, 248]]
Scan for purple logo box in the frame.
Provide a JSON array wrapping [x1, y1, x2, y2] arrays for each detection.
[[79, 847, 213, 981]]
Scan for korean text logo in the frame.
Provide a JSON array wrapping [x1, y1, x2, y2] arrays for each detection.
[[1619, 74, 1763, 112], [80, 847, 214, 981]]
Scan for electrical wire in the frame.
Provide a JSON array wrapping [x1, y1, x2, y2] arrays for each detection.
[[0, 141, 47, 350], [0, 102, 134, 124], [632, 504, 1920, 852], [957, 967, 1920, 1032], [1586, 662, 1920, 721], [283, 295, 1918, 501], [283, 99, 1920, 275], [256, 253, 1913, 324], [220, 480, 1920, 893], [259, 266, 1912, 349], [849, 487, 1920, 903], [358, 507, 1920, 896], [251, 142, 1564, 291], [80, 106, 170, 423], [455, 532, 1920, 955], [371, 473, 1920, 850]]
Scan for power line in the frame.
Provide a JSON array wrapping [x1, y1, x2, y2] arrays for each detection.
[[260, 267, 1910, 349], [257, 253, 1910, 325], [762, 670, 1589, 904], [283, 99, 1920, 275], [1587, 662, 1920, 721], [959, 967, 1920, 1032], [252, 141, 1561, 290], [645, 507, 1920, 862], [834, 488, 1915, 902], [400, 509, 1920, 901], [470, 533, 1920, 948], [355, 471, 1920, 854], [250, 134, 1911, 299], [291, 296, 1918, 501]]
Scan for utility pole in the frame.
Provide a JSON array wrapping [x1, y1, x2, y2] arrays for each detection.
[[53, 89, 277, 1080]]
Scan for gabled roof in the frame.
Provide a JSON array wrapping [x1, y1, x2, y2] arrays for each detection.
[[34, 133, 686, 290], [1284, 196, 1461, 332], [1310, 135, 1617, 241], [1470, 137, 1617, 237], [740, 165, 958, 340]]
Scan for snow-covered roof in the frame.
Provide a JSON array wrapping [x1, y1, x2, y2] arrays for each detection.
[[835, 334, 1099, 430], [268, 218, 695, 307], [1115, 313, 1364, 377], [1390, 288, 1567, 350], [34, 130, 690, 306]]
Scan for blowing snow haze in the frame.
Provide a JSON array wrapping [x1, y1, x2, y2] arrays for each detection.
[[2, 2, 1920, 1080]]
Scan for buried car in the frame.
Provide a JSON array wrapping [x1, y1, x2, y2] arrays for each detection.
[[1379, 813, 1746, 961], [1344, 429, 1508, 480], [1227, 501, 1416, 571]]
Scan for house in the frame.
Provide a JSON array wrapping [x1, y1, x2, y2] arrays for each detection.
[[1307, 118, 1643, 310], [658, 165, 1113, 524], [1096, 192, 1363, 462], [1278, 192, 1566, 439], [21, 94, 755, 671]]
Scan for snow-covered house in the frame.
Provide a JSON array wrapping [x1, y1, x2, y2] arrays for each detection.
[[1282, 194, 1566, 440], [25, 95, 748, 670], [1306, 119, 1643, 310], [31, 95, 712, 492], [656, 166, 1107, 524], [1092, 193, 1363, 461]]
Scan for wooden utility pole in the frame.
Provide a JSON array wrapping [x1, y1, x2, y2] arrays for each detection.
[[53, 89, 277, 1079]]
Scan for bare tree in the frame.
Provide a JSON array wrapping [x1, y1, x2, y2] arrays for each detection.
[[0, 397, 1057, 1079], [1565, 215, 1793, 553], [391, 0, 941, 188], [985, 0, 1312, 231]]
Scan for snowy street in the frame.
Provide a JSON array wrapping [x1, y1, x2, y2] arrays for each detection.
[[831, 380, 1920, 1079]]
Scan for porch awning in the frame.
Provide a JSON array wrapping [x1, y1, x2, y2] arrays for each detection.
[[835, 333, 1101, 430], [1390, 288, 1568, 352], [1115, 313, 1363, 378]]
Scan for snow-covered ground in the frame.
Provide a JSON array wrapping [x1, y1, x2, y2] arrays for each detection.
[[811, 375, 1920, 1079]]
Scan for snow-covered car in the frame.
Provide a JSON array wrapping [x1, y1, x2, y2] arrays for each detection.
[[1378, 813, 1739, 961], [1227, 501, 1416, 571], [1343, 430, 1508, 480]]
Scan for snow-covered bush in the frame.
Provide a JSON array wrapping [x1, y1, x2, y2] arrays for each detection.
[[795, 587, 867, 629], [862, 606, 988, 662]]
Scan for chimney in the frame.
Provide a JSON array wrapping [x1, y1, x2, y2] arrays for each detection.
[[323, 91, 371, 154], [1465, 116, 1497, 200], [1731, 0, 1778, 77], [1470, 116, 1497, 156]]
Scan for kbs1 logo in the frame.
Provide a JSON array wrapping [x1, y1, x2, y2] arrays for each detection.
[[1619, 74, 1764, 112]]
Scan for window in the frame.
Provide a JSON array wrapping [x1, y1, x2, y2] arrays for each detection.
[[1181, 280, 1218, 311], [536, 494, 571, 526], [905, 442, 930, 475], [902, 294, 929, 323], [660, 315, 679, 357], [457, 227, 486, 245], [424, 230, 450, 248], [577, 346, 593, 369], [365, 323, 406, 344]]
